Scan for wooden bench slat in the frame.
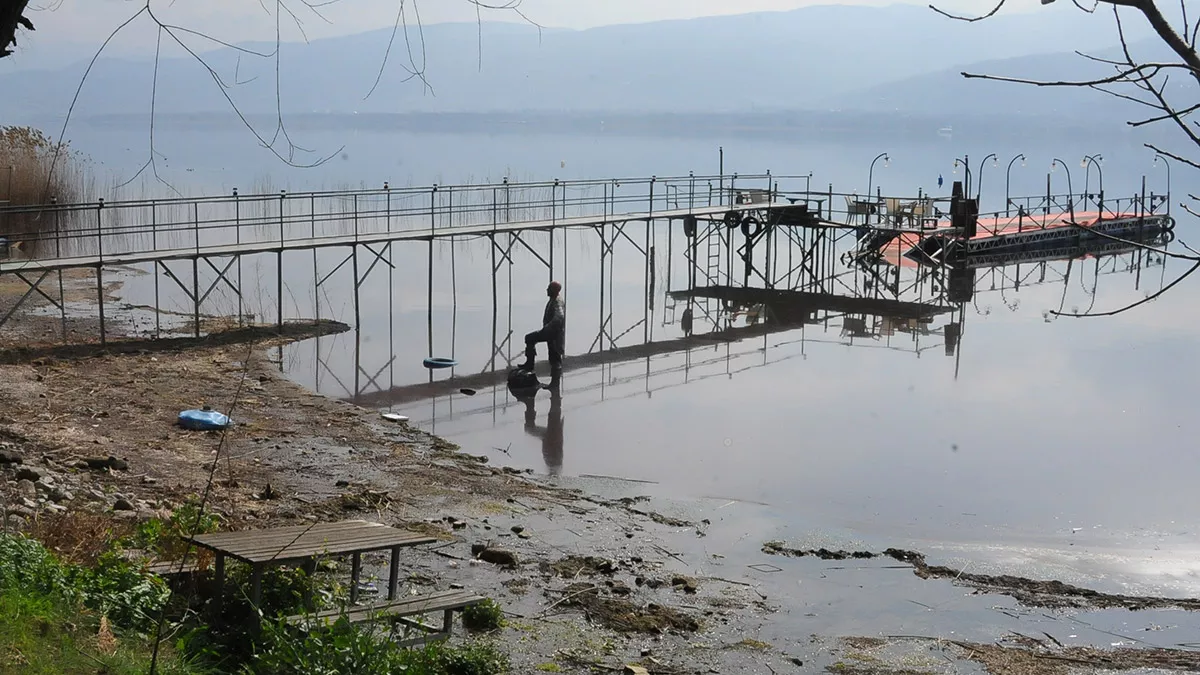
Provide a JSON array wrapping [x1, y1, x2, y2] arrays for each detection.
[[284, 589, 484, 626], [145, 559, 203, 576]]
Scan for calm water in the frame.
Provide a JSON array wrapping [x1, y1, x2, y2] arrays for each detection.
[[75, 120, 1200, 596]]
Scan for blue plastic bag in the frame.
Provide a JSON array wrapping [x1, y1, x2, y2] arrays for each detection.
[[178, 408, 231, 430]]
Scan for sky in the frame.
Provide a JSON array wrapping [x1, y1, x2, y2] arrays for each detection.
[[16, 0, 1047, 54]]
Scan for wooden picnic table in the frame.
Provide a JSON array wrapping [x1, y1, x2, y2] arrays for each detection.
[[188, 519, 437, 608]]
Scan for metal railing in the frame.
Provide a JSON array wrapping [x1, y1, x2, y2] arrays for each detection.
[[0, 172, 822, 266]]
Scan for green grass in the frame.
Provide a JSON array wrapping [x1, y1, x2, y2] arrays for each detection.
[[0, 529, 511, 675], [0, 587, 198, 675]]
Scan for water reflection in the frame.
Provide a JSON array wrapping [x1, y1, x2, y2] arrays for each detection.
[[523, 389, 564, 476], [281, 186, 1180, 556]]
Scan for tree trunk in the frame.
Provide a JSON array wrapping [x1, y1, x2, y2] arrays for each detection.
[[0, 0, 33, 59]]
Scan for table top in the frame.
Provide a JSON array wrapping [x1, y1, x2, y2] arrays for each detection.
[[188, 520, 437, 564]]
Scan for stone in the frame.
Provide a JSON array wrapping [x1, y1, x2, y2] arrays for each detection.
[[624, 667, 649, 675], [20, 498, 37, 510], [640, 648, 652, 657], [790, 657, 804, 667], [335, 479, 350, 488], [470, 543, 488, 556], [449, 582, 464, 590], [517, 532, 532, 540], [15, 467, 41, 482], [609, 581, 633, 596], [16, 479, 37, 501], [49, 488, 73, 504], [0, 450, 22, 464], [5, 514, 25, 531], [671, 575, 699, 594], [510, 525, 525, 534], [45, 503, 67, 514], [451, 520, 467, 530], [84, 456, 128, 472], [477, 548, 519, 568], [113, 497, 135, 511]]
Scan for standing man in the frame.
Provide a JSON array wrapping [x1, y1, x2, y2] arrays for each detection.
[[520, 281, 565, 384]]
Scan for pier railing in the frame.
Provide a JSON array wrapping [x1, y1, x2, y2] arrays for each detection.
[[0, 172, 818, 267]]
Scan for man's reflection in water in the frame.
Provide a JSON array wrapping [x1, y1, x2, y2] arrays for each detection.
[[523, 389, 563, 476]]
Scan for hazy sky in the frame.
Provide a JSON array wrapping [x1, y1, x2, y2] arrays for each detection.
[[20, 0, 1047, 53]]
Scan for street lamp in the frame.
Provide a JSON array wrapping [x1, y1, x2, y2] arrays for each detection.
[[1081, 154, 1103, 211], [1154, 154, 1171, 212], [976, 153, 998, 202], [867, 152, 889, 209], [953, 155, 972, 196], [1005, 153, 1026, 216], [1051, 158, 1074, 221]]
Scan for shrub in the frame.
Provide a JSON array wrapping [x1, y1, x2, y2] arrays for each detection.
[[0, 533, 168, 634], [462, 598, 505, 632], [244, 616, 509, 675], [0, 533, 199, 674]]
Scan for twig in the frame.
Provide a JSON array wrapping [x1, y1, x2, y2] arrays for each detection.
[[536, 584, 599, 618]]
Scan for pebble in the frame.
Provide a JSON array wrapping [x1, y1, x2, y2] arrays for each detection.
[[15, 467, 41, 482], [50, 488, 74, 504], [16, 479, 36, 501], [113, 497, 135, 511]]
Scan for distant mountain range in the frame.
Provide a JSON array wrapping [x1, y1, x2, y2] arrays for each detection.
[[0, 3, 1158, 123]]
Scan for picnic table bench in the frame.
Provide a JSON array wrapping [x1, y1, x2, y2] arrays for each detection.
[[283, 588, 485, 646], [188, 519, 435, 606], [185, 519, 484, 643]]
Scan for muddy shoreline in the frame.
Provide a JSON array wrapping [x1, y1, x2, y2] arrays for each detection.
[[2, 268, 1200, 674]]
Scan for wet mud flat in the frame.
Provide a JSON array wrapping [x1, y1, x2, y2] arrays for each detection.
[[2, 269, 1200, 672]]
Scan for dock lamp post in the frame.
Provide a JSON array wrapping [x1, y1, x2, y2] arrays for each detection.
[[1154, 154, 1171, 212], [1081, 154, 1103, 211], [1051, 158, 1075, 221], [953, 155, 972, 196], [1005, 154, 1026, 217], [976, 153, 997, 202], [868, 152, 889, 206]]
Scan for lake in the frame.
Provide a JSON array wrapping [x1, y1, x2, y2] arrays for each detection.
[[63, 116, 1200, 602]]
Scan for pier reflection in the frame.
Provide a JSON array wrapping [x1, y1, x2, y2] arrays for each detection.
[[300, 190, 1171, 476]]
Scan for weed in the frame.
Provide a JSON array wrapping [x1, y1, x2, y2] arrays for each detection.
[[0, 126, 86, 250], [28, 511, 134, 566], [246, 615, 509, 675], [0, 534, 199, 674], [462, 598, 505, 632]]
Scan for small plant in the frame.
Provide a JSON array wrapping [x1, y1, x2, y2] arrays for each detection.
[[462, 598, 505, 632], [245, 615, 509, 675]]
